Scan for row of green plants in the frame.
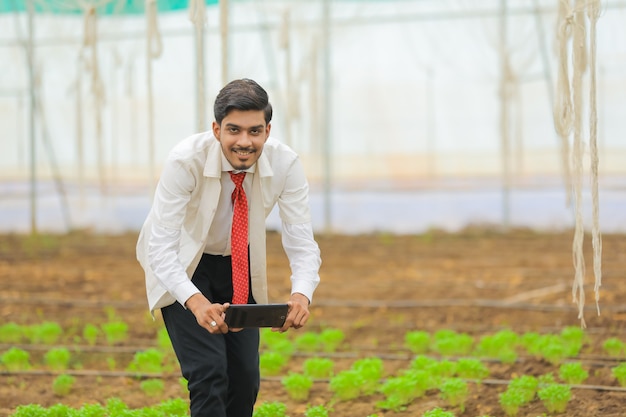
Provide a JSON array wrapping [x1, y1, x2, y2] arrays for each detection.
[[6, 323, 626, 416], [10, 397, 189, 417], [253, 326, 626, 416], [7, 340, 626, 414], [403, 326, 610, 364], [253, 401, 459, 417], [0, 320, 129, 346], [268, 351, 626, 416], [0, 324, 176, 373], [5, 318, 626, 363]]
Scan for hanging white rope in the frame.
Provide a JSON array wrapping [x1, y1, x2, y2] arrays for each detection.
[[587, 0, 602, 315], [81, 4, 107, 195], [553, 0, 574, 207], [146, 0, 163, 59], [570, 0, 586, 327], [554, 0, 603, 328]]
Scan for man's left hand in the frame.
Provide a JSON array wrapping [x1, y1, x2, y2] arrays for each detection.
[[277, 292, 310, 332]]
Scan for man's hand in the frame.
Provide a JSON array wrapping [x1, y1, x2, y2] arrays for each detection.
[[277, 292, 310, 332], [185, 293, 230, 334]]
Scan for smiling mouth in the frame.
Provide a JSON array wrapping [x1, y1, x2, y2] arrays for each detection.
[[234, 149, 254, 156]]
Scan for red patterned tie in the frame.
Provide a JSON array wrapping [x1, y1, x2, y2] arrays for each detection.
[[229, 171, 249, 304]]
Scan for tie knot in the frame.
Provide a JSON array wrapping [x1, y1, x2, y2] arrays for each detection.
[[229, 171, 246, 187]]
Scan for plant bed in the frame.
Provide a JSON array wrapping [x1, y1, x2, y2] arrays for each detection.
[[2, 231, 626, 416]]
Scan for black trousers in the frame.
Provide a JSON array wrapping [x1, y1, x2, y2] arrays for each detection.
[[162, 253, 259, 417]]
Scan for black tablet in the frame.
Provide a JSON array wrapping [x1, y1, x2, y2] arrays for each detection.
[[224, 303, 289, 328]]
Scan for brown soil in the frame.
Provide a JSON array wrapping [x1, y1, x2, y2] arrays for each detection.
[[1, 230, 626, 417]]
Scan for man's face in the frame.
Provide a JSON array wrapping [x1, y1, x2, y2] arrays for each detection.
[[213, 109, 270, 171]]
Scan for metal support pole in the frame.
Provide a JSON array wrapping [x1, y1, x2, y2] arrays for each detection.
[[322, 0, 332, 233], [26, 0, 37, 234], [499, 0, 511, 231], [220, 0, 229, 85], [194, 23, 206, 132]]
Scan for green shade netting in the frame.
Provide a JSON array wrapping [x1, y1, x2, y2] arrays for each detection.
[[0, 0, 218, 15]]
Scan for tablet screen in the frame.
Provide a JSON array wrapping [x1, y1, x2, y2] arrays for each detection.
[[224, 304, 289, 328]]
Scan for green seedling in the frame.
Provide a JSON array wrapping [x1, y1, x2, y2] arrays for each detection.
[[603, 337, 624, 357], [455, 358, 489, 381], [499, 388, 528, 416], [378, 370, 432, 411], [155, 398, 189, 417], [0, 322, 23, 344], [560, 326, 586, 345], [10, 404, 48, 417], [403, 368, 437, 395], [304, 404, 331, 417], [126, 348, 164, 374], [46, 403, 74, 417], [82, 324, 100, 346], [538, 372, 557, 386], [30, 322, 63, 344], [155, 398, 189, 416], [543, 342, 568, 365], [77, 403, 106, 417], [253, 401, 288, 417], [376, 395, 408, 413], [439, 377, 469, 412], [179, 377, 189, 394], [281, 372, 313, 401], [52, 374, 75, 396], [44, 347, 71, 371], [101, 321, 128, 345], [520, 332, 541, 354], [329, 369, 364, 401], [508, 375, 538, 402], [295, 331, 321, 352], [429, 359, 457, 382], [105, 397, 129, 414], [352, 357, 383, 395], [263, 337, 296, 358], [404, 330, 431, 354], [303, 357, 334, 378], [611, 362, 626, 386], [411, 354, 438, 371], [156, 327, 174, 352], [537, 383, 572, 414], [529, 335, 568, 365], [140, 378, 165, 397], [477, 330, 519, 363], [319, 328, 345, 352], [259, 352, 286, 376], [1, 347, 31, 371], [558, 362, 588, 384], [260, 328, 289, 348], [433, 332, 474, 356]]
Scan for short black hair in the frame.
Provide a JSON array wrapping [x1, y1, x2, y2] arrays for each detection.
[[213, 78, 273, 125]]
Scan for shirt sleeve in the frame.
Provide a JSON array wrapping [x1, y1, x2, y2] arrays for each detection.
[[147, 156, 201, 307], [281, 221, 321, 303], [276, 156, 321, 302]]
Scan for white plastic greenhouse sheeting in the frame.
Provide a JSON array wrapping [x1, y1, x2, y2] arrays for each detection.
[[0, 1, 625, 233]]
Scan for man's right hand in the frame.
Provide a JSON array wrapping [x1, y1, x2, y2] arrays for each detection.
[[185, 293, 230, 334]]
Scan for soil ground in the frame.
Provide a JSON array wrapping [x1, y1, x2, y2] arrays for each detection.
[[1, 229, 626, 416]]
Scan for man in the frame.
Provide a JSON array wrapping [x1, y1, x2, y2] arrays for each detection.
[[136, 78, 321, 417]]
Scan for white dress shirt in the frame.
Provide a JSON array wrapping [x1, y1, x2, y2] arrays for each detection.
[[136, 132, 321, 313]]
